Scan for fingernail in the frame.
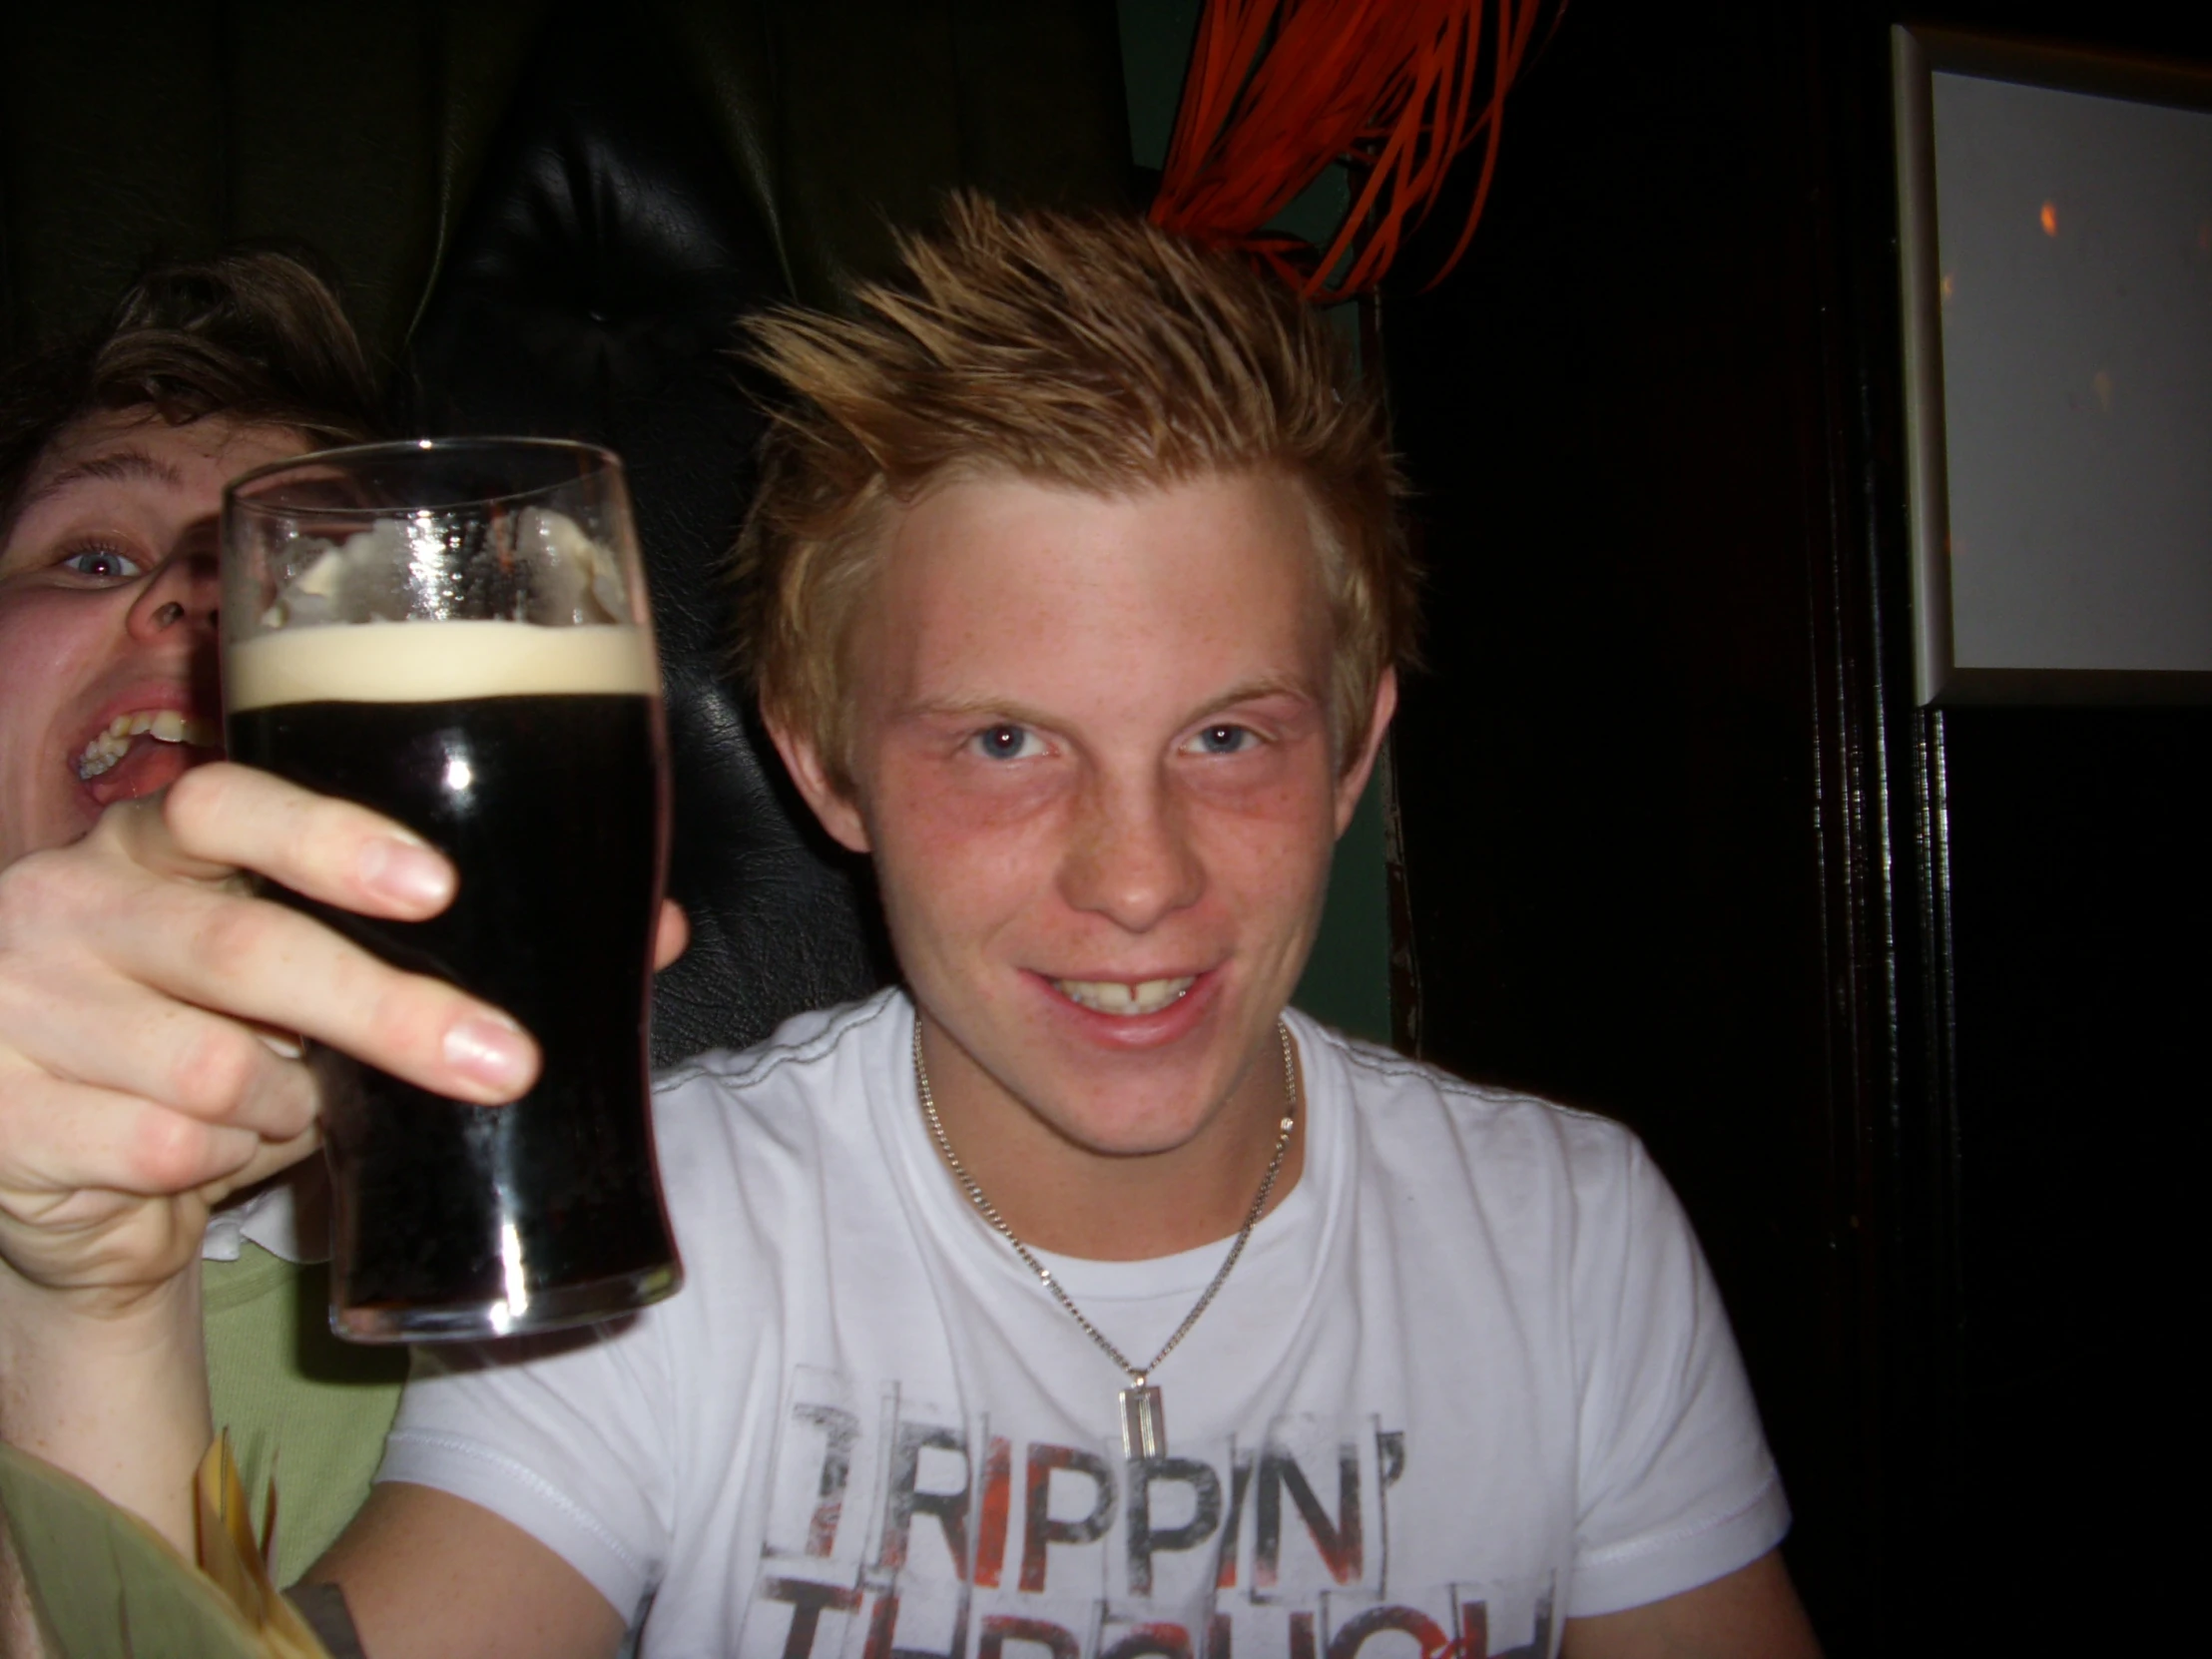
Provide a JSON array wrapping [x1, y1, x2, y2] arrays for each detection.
[[443, 1014, 534, 1094], [359, 837, 453, 908]]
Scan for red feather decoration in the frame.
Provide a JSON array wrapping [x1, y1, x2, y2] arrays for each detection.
[[1149, 0, 1558, 299]]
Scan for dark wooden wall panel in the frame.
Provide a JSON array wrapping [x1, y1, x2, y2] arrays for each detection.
[[1380, 0, 1863, 1636], [1940, 707, 2206, 1611], [1382, 0, 2208, 1650]]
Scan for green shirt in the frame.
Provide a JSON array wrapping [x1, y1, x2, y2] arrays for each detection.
[[0, 1245, 405, 1652], [203, 1243, 407, 1585]]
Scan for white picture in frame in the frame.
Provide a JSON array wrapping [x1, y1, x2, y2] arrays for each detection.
[[1894, 26, 2212, 703]]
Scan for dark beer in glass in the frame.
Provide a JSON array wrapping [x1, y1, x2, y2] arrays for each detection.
[[222, 439, 681, 1341]]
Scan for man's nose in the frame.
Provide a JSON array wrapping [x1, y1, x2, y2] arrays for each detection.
[[1058, 773, 1205, 932], [126, 548, 219, 642]]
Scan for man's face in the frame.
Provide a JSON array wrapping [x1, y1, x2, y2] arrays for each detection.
[[784, 469, 1389, 1161], [0, 413, 303, 867]]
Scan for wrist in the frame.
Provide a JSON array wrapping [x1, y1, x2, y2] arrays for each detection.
[[0, 1261, 212, 1554]]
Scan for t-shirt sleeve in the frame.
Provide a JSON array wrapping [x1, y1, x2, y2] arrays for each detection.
[[374, 1308, 676, 1623], [1564, 1130, 1790, 1617]]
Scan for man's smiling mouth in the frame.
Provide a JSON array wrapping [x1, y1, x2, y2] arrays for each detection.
[[1052, 976, 1197, 1016], [76, 710, 221, 780]]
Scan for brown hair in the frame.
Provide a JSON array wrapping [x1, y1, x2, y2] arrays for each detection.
[[734, 195, 1412, 790], [0, 247, 382, 542]]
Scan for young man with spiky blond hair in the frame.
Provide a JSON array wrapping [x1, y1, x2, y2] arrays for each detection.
[[0, 201, 1818, 1656]]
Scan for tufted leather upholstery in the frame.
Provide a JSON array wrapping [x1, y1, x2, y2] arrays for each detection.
[[2, 0, 1132, 1062], [405, 6, 894, 1062]]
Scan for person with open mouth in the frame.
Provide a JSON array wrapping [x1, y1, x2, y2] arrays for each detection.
[[0, 251, 405, 1611]]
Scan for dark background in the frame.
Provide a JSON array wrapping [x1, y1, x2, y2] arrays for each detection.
[[1381, 1, 2208, 1650]]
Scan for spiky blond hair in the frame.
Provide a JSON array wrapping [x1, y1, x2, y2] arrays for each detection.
[[734, 195, 1411, 789]]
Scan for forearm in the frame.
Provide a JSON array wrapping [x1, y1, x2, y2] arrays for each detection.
[[1560, 1551, 1821, 1659], [0, 1267, 212, 1554]]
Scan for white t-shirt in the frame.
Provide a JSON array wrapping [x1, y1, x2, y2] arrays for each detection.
[[380, 991, 1787, 1656]]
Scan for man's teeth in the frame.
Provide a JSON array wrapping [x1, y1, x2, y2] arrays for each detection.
[[1054, 976, 1197, 1016], [75, 711, 219, 780]]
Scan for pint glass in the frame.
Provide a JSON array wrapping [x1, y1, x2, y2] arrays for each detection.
[[222, 438, 682, 1342]]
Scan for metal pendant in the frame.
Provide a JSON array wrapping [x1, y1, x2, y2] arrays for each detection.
[[1120, 1382, 1167, 1459]]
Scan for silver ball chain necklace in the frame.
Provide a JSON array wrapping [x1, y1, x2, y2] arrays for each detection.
[[912, 1018, 1298, 1459]]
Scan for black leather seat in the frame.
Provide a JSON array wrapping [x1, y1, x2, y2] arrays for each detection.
[[405, 7, 891, 1063], [2, 0, 1132, 1063]]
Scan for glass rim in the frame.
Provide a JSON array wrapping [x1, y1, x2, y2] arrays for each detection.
[[224, 435, 626, 520]]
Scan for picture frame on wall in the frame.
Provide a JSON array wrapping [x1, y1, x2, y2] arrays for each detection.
[[1892, 25, 2212, 705]]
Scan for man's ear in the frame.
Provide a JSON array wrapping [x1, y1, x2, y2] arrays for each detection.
[[766, 718, 873, 854], [1334, 666, 1397, 836]]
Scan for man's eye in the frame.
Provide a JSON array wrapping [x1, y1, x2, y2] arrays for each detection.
[[1187, 724, 1256, 756], [59, 546, 147, 581], [972, 724, 1043, 762]]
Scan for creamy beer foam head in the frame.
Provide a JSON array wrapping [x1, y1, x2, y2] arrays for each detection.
[[226, 620, 659, 710]]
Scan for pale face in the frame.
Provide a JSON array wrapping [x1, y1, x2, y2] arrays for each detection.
[[778, 470, 1391, 1201], [0, 413, 304, 867]]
